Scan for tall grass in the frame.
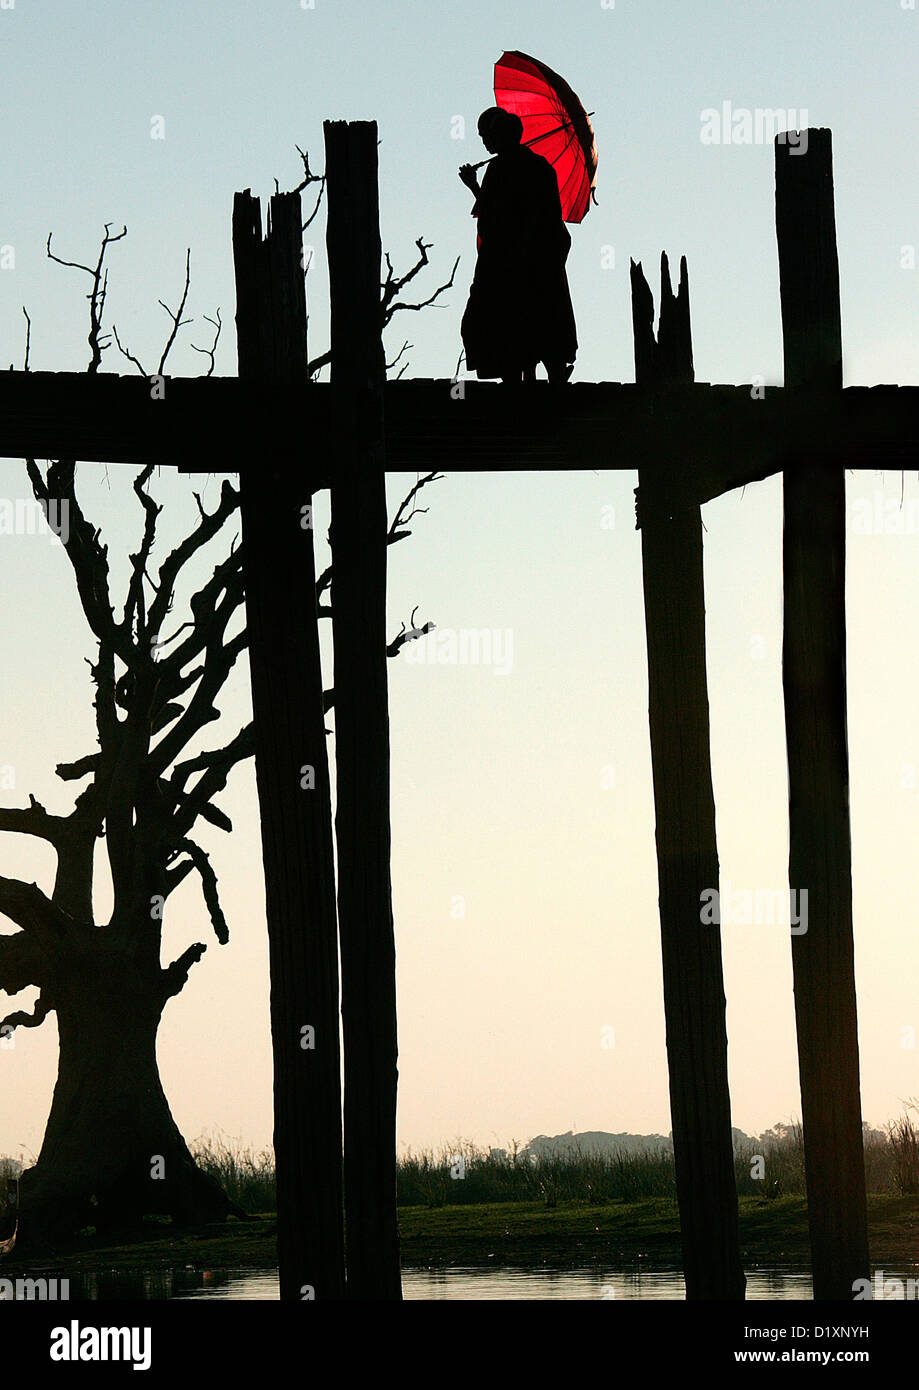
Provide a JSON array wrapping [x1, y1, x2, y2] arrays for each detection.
[[396, 1140, 676, 1208], [190, 1133, 275, 1213], [187, 1113, 919, 1213], [886, 1099, 919, 1195]]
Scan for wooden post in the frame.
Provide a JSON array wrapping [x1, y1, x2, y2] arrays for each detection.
[[232, 188, 346, 1300], [633, 253, 745, 1300], [324, 120, 402, 1300], [776, 129, 869, 1300]]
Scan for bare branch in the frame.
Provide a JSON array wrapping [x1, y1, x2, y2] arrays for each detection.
[[190, 309, 222, 378], [157, 248, 193, 375], [307, 349, 331, 380], [154, 550, 245, 704], [380, 237, 429, 320], [151, 701, 184, 735], [46, 223, 127, 373], [22, 307, 31, 372], [322, 613, 433, 719], [388, 471, 444, 544], [0, 797, 67, 847], [166, 722, 253, 843], [123, 464, 161, 638], [160, 941, 207, 1002], [387, 607, 435, 657], [303, 185, 325, 230], [166, 840, 229, 943], [111, 323, 148, 376], [26, 458, 125, 661], [170, 724, 255, 795], [291, 144, 322, 195], [385, 339, 412, 375], [55, 754, 99, 782], [152, 621, 194, 653], [0, 991, 52, 1036], [147, 478, 240, 644], [289, 145, 326, 229], [380, 237, 460, 329], [313, 473, 442, 623], [0, 877, 61, 938], [152, 611, 248, 788]]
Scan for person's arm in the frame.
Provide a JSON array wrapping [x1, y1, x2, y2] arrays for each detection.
[[460, 162, 492, 220], [458, 164, 481, 197]]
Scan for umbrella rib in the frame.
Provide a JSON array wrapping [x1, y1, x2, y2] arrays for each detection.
[[494, 49, 597, 222]]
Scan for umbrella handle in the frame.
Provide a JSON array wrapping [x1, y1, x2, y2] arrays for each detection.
[[469, 129, 565, 171], [469, 112, 595, 171]]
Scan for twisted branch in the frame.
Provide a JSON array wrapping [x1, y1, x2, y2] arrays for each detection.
[[166, 840, 228, 944], [381, 237, 459, 328], [46, 223, 127, 373]]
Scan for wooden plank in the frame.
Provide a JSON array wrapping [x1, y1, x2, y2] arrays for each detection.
[[776, 128, 869, 1301], [232, 188, 346, 1300], [634, 253, 745, 1300], [0, 370, 917, 485], [324, 119, 402, 1301]]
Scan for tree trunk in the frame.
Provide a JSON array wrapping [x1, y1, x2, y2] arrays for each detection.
[[20, 933, 232, 1249]]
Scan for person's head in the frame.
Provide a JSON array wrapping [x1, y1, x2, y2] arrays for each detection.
[[477, 107, 524, 155]]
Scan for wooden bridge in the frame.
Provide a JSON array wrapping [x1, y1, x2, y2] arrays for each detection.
[[3, 119, 917, 1301]]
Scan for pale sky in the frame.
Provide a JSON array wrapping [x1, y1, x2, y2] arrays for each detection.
[[1, 0, 918, 1164]]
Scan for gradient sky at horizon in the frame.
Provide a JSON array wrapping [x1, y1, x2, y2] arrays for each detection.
[[1, 0, 918, 1164]]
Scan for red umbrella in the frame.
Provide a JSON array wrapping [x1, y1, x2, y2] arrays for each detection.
[[492, 50, 598, 223]]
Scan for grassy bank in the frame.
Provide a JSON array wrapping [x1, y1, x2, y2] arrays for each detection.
[[4, 1120, 919, 1280], [5, 1195, 919, 1278], [401, 1194, 919, 1268]]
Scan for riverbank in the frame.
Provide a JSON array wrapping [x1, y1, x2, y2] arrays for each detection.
[[3, 1194, 918, 1277]]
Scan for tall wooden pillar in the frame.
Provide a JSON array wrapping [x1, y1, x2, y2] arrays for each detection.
[[324, 120, 402, 1300], [633, 253, 745, 1300], [776, 129, 869, 1300], [233, 188, 346, 1299]]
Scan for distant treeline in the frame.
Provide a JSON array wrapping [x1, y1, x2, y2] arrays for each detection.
[[151, 1112, 919, 1214]]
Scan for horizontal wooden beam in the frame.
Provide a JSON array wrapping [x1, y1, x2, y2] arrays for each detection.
[[0, 371, 916, 502], [0, 371, 322, 473]]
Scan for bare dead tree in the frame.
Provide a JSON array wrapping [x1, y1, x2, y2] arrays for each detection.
[[0, 225, 443, 1247]]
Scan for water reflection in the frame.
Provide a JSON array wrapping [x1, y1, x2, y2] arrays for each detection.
[[17, 1262, 919, 1300], [52, 1266, 239, 1301], [398, 1266, 815, 1301], [21, 1264, 809, 1300]]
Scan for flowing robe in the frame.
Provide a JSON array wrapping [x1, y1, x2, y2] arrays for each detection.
[[461, 145, 577, 379]]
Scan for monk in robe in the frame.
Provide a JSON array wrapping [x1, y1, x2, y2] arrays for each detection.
[[459, 106, 577, 383]]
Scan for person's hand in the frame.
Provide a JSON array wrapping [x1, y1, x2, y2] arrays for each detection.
[[458, 164, 479, 192]]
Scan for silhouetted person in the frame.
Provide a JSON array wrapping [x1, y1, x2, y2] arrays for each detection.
[[459, 107, 577, 384]]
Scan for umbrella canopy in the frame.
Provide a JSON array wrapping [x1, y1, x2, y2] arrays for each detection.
[[494, 50, 598, 223]]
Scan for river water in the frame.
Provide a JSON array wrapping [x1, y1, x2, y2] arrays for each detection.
[[23, 1261, 919, 1300], [53, 1264, 818, 1300]]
